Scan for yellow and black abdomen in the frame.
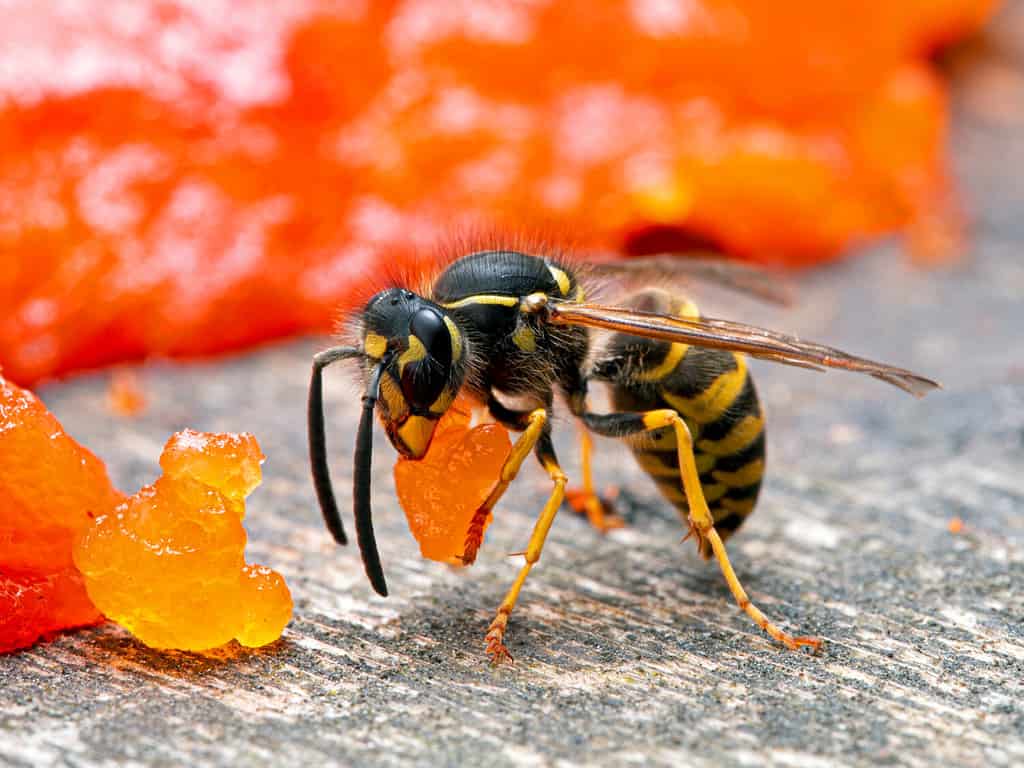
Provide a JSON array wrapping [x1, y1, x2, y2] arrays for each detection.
[[590, 289, 765, 555]]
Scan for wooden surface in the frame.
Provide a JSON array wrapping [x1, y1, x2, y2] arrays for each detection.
[[3, 8, 1024, 768]]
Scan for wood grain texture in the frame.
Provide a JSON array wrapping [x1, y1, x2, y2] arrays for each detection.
[[3, 7, 1024, 767]]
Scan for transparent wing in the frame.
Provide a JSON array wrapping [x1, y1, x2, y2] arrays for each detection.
[[547, 301, 940, 397], [582, 253, 795, 306]]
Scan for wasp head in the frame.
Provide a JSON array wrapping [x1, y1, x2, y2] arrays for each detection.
[[361, 288, 465, 459]]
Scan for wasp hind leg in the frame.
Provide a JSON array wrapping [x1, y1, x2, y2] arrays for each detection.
[[564, 427, 624, 533], [483, 428, 568, 664], [581, 408, 822, 653]]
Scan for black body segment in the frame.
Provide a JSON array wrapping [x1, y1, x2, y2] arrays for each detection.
[[432, 250, 589, 402], [589, 289, 765, 554]]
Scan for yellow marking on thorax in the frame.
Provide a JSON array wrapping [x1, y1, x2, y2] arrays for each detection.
[[364, 332, 387, 359], [711, 458, 764, 487], [441, 294, 519, 309], [512, 324, 537, 352], [398, 335, 427, 374], [696, 414, 764, 456], [662, 354, 748, 424], [443, 316, 462, 361], [547, 264, 572, 296]]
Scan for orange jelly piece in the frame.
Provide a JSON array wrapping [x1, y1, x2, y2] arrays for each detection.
[[1, 373, 120, 652], [394, 399, 512, 564], [0, 568, 101, 654], [73, 430, 293, 651]]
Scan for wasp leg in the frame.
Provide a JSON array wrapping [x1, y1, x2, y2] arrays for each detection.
[[460, 406, 547, 566], [565, 427, 624, 533], [485, 431, 568, 665], [581, 409, 822, 652]]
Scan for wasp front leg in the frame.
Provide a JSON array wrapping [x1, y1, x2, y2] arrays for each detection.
[[460, 402, 547, 566], [581, 408, 822, 652]]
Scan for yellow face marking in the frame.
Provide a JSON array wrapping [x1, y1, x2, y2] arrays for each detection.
[[443, 316, 462, 361], [364, 332, 387, 359], [696, 414, 764, 456], [574, 284, 586, 302], [440, 294, 519, 309], [718, 497, 757, 515], [512, 324, 536, 353], [546, 264, 572, 296], [398, 335, 427, 375], [711, 458, 764, 487], [429, 386, 455, 414], [378, 376, 408, 420], [396, 415, 437, 459], [662, 354, 748, 424]]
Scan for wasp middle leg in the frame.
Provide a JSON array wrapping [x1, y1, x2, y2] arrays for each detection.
[[580, 408, 822, 652], [460, 400, 547, 566]]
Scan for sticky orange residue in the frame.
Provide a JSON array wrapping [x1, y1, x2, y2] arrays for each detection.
[[106, 369, 147, 417], [0, 373, 121, 652], [394, 397, 512, 564], [73, 430, 293, 651]]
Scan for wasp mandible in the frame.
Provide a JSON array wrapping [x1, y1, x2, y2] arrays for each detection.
[[308, 247, 939, 663]]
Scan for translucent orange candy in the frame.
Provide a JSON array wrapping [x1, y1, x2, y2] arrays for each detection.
[[0, 374, 121, 652], [73, 430, 293, 651], [394, 399, 512, 564]]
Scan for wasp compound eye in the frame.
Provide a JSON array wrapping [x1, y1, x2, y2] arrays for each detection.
[[410, 308, 452, 369], [400, 309, 452, 409]]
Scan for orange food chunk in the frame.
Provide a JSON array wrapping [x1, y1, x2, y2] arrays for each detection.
[[0, 1, 999, 385], [73, 430, 292, 651], [1, 377, 125, 573], [160, 429, 264, 515], [394, 399, 512, 564], [0, 567, 102, 654], [0, 374, 117, 652]]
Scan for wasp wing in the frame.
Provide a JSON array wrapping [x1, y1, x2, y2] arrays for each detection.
[[548, 302, 939, 397], [582, 253, 795, 306]]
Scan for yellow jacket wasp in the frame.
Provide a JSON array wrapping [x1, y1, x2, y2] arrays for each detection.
[[308, 246, 938, 663]]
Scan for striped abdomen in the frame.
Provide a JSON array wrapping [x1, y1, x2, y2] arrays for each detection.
[[590, 290, 765, 556]]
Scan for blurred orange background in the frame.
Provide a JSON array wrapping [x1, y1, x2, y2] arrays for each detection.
[[0, 0, 999, 385]]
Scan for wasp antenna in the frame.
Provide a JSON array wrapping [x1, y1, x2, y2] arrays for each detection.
[[354, 359, 390, 597], [309, 346, 363, 546]]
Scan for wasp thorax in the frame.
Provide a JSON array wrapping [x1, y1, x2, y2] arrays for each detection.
[[360, 288, 465, 458]]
